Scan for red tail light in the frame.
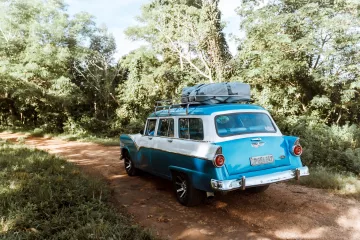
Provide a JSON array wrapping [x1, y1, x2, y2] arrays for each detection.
[[293, 145, 303, 156], [213, 155, 225, 167]]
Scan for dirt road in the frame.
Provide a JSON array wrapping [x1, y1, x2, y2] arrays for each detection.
[[1, 132, 359, 240]]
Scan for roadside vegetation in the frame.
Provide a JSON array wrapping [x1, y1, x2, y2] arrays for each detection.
[[0, 140, 153, 239], [294, 166, 360, 199], [0, 127, 119, 146]]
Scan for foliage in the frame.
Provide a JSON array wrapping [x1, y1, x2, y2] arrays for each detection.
[[236, 0, 360, 125], [0, 0, 120, 134], [114, 47, 199, 133], [293, 166, 360, 199], [126, 0, 231, 83], [0, 141, 154, 239], [278, 118, 360, 174]]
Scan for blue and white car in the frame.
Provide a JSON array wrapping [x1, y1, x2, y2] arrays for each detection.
[[120, 103, 309, 206]]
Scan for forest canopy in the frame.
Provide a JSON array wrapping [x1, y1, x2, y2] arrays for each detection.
[[0, 0, 360, 173]]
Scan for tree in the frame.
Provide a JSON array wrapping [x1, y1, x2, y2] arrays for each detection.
[[236, 0, 360, 124], [0, 0, 120, 134], [126, 0, 231, 83], [115, 47, 195, 132]]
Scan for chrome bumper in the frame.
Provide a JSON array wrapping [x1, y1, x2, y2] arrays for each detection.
[[211, 166, 309, 191]]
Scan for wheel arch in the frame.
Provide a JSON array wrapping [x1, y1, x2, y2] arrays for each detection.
[[169, 166, 212, 192], [120, 147, 130, 159]]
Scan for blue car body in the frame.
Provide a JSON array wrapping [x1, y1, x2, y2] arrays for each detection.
[[120, 103, 309, 194]]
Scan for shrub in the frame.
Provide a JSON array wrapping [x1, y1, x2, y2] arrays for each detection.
[[278, 116, 360, 174], [295, 166, 360, 199], [30, 128, 45, 137]]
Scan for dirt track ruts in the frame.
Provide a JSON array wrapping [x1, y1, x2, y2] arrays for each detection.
[[1, 132, 359, 240]]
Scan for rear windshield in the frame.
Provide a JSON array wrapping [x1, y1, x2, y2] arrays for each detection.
[[215, 112, 276, 137]]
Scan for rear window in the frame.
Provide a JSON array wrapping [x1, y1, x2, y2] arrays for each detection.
[[179, 118, 204, 140], [215, 112, 276, 137]]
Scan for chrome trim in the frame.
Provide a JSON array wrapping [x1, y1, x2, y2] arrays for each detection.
[[241, 176, 246, 191], [211, 166, 309, 191], [251, 138, 262, 141]]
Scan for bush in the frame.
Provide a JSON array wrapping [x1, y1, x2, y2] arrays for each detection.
[[295, 166, 360, 199], [278, 116, 360, 174], [29, 128, 45, 137], [0, 142, 155, 239]]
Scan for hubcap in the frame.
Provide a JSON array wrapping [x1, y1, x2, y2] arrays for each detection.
[[175, 175, 187, 199], [125, 157, 131, 171]]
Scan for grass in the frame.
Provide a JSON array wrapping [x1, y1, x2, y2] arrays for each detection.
[[0, 127, 119, 146], [50, 134, 119, 146], [294, 166, 360, 199], [0, 140, 154, 240]]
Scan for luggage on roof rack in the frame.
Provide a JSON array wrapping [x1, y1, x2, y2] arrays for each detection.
[[181, 82, 251, 104]]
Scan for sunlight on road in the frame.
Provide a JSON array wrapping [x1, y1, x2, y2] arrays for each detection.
[[337, 207, 360, 240], [274, 227, 327, 239]]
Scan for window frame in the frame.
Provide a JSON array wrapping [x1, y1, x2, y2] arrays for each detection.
[[178, 117, 204, 141], [144, 118, 158, 136], [156, 118, 175, 138], [214, 112, 277, 138]]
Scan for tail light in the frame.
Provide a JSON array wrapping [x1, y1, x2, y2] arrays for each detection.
[[292, 139, 303, 156], [213, 155, 225, 167]]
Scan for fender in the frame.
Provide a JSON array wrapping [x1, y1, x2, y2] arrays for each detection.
[[284, 135, 303, 167], [120, 134, 140, 166]]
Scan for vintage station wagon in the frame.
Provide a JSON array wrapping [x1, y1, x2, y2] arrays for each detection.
[[120, 102, 309, 206]]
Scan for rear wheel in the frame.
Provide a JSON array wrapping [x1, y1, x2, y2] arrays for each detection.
[[123, 151, 138, 176], [172, 172, 205, 207], [245, 185, 270, 193]]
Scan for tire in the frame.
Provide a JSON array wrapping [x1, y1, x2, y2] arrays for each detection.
[[172, 171, 205, 207], [245, 185, 270, 194], [123, 151, 138, 176]]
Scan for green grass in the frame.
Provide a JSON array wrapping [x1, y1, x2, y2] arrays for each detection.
[[51, 134, 119, 146], [294, 166, 360, 199], [0, 127, 119, 146], [0, 140, 154, 240]]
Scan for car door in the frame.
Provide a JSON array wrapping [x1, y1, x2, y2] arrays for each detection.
[[136, 118, 157, 172], [151, 118, 175, 177]]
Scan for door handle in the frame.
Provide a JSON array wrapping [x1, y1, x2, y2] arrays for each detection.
[[167, 139, 173, 143], [148, 137, 153, 140]]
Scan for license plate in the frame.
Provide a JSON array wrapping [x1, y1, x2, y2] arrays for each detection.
[[250, 155, 274, 166]]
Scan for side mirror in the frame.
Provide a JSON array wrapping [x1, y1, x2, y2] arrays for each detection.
[[139, 130, 144, 135]]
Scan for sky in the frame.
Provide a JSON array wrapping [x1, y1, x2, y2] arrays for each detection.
[[66, 0, 241, 60]]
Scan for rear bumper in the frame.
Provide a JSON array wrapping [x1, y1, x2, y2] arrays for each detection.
[[211, 166, 309, 191]]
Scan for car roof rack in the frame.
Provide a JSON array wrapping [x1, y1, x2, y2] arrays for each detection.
[[154, 99, 201, 116], [154, 95, 253, 116]]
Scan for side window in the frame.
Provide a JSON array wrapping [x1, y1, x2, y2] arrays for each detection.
[[145, 119, 157, 136], [179, 118, 204, 140], [157, 118, 175, 137]]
